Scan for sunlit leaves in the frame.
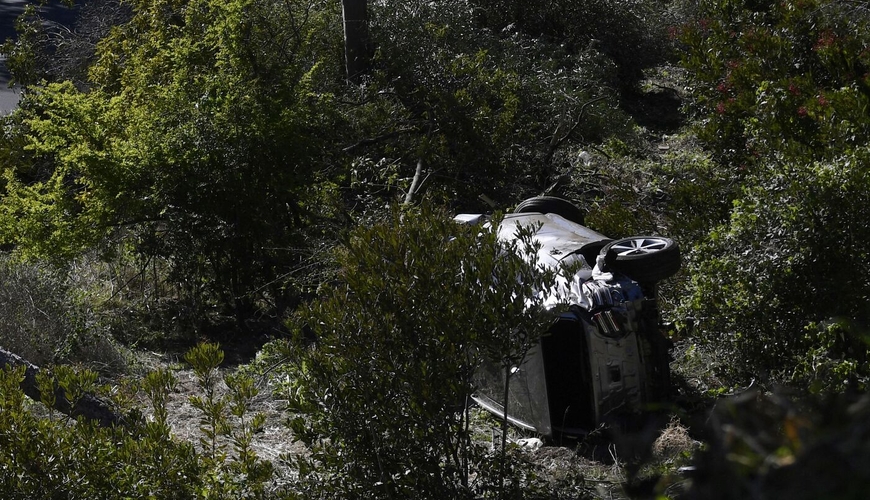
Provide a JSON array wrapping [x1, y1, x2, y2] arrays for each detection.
[[677, 151, 870, 388], [679, 0, 870, 165], [0, 0, 347, 321]]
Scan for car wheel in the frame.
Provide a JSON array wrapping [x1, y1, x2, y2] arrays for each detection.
[[601, 236, 681, 283], [514, 196, 585, 225]]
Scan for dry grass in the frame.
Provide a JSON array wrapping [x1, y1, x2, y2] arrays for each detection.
[[111, 346, 712, 500], [652, 416, 698, 462], [0, 255, 126, 373], [127, 351, 304, 493], [137, 351, 305, 461]]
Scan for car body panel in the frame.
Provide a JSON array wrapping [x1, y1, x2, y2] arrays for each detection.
[[497, 213, 609, 272], [456, 210, 671, 438]]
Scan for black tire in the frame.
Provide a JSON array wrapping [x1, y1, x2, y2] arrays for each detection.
[[601, 236, 681, 283], [514, 196, 585, 225]]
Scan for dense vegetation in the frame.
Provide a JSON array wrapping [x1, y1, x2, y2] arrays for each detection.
[[675, 0, 870, 390], [2, 0, 870, 498]]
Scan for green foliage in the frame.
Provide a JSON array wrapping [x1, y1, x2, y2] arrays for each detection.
[[187, 342, 230, 461], [655, 143, 735, 243], [345, 0, 626, 208], [185, 342, 274, 498], [672, 0, 870, 390], [0, 0, 654, 337], [0, 0, 347, 328], [0, 364, 203, 499], [580, 134, 717, 242], [0, 83, 124, 258], [677, 151, 870, 388], [0, 0, 131, 88], [0, 344, 276, 499], [796, 320, 869, 395], [273, 205, 576, 498], [584, 185, 657, 239], [1, 3, 55, 87], [678, 0, 870, 166]]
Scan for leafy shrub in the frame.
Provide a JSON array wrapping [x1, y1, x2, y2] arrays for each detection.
[[676, 151, 870, 389], [271, 205, 580, 499], [184, 342, 275, 498], [677, 0, 870, 166], [674, 0, 870, 391], [0, 0, 655, 338], [352, 0, 627, 208], [0, 364, 203, 499], [0, 0, 347, 329], [580, 133, 719, 243], [655, 139, 736, 244], [0, 343, 276, 499]]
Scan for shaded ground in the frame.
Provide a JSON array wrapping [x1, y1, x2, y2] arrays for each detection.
[[131, 342, 701, 498], [622, 66, 689, 136]]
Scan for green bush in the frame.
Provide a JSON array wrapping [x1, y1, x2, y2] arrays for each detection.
[[270, 205, 581, 499], [0, 0, 655, 337], [184, 342, 275, 498], [348, 0, 627, 208], [0, 0, 346, 329], [676, 152, 870, 389], [0, 364, 203, 499], [678, 0, 870, 166], [673, 0, 870, 391], [0, 343, 276, 499]]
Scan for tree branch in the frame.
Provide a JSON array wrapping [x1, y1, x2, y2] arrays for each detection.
[[341, 127, 420, 152], [544, 96, 609, 165], [403, 158, 424, 205]]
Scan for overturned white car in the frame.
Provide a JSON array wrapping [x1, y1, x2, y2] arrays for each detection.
[[456, 197, 680, 438]]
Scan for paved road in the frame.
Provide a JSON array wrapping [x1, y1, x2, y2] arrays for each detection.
[[0, 0, 26, 114], [1, 0, 83, 115], [0, 56, 20, 115]]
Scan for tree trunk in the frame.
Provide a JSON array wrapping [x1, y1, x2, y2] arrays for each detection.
[[403, 158, 424, 205], [341, 0, 370, 84], [0, 347, 124, 427]]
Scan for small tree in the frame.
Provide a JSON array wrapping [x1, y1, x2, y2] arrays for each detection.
[[0, 0, 346, 330], [277, 205, 569, 499]]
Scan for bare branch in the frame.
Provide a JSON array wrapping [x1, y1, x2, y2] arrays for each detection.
[[544, 95, 609, 165]]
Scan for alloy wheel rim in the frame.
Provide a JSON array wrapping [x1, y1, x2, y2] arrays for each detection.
[[610, 237, 669, 256]]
